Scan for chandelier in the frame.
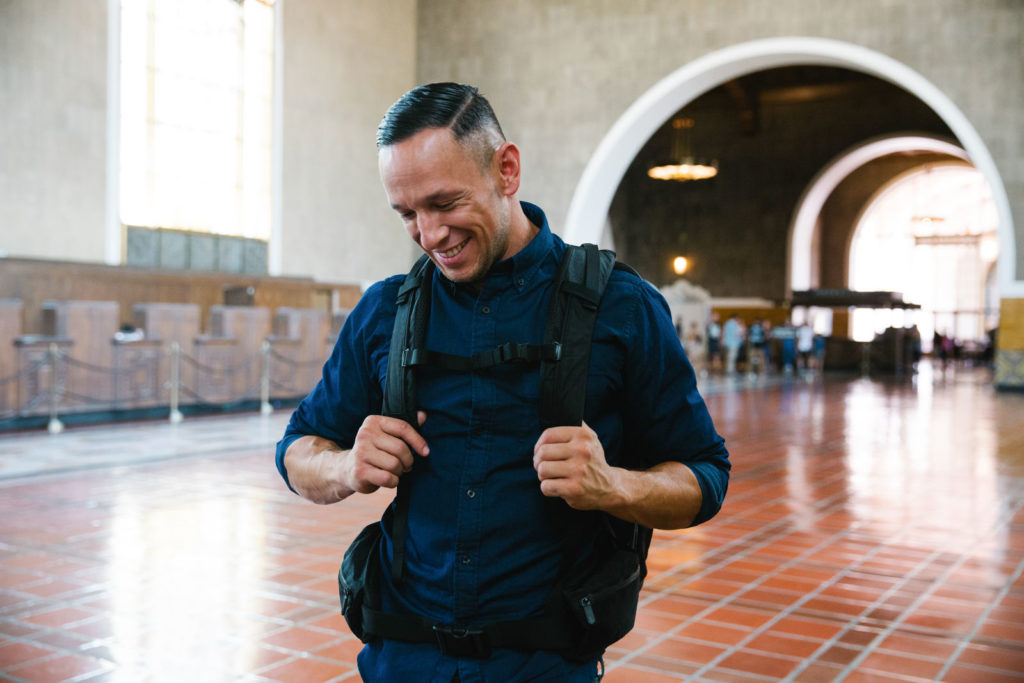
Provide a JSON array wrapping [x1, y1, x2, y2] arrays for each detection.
[[647, 118, 718, 182]]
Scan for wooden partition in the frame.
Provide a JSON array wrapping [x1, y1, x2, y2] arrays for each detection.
[[41, 301, 120, 408], [0, 258, 373, 426], [133, 303, 201, 403], [0, 300, 23, 415], [14, 336, 72, 416], [209, 306, 271, 399], [270, 307, 331, 396], [0, 257, 362, 335], [193, 336, 240, 404]]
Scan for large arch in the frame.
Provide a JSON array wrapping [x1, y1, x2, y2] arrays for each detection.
[[789, 134, 971, 294], [562, 37, 1021, 297]]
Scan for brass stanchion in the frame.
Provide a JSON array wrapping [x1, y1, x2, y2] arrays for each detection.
[[47, 343, 64, 434], [169, 342, 183, 423], [260, 340, 272, 416]]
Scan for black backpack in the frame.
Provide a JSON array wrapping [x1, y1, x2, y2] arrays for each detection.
[[339, 243, 653, 662]]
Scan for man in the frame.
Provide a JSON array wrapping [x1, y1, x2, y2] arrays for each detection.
[[276, 83, 730, 682], [747, 318, 766, 375], [722, 314, 743, 374], [706, 312, 722, 372]]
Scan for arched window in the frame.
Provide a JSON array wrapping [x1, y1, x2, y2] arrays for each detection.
[[849, 164, 1000, 350]]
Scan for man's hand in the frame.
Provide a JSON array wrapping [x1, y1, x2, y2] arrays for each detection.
[[285, 411, 428, 505], [344, 412, 429, 494], [533, 421, 704, 529], [533, 421, 622, 511]]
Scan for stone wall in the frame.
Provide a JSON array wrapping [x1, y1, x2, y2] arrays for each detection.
[[415, 0, 1023, 284], [278, 0, 419, 283], [0, 0, 108, 263]]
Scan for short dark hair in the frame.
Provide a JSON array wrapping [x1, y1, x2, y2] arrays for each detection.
[[376, 82, 505, 149]]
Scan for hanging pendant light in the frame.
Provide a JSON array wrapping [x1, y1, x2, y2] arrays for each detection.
[[648, 118, 718, 182]]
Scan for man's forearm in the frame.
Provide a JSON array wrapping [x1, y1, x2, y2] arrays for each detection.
[[284, 435, 355, 505], [603, 461, 703, 530]]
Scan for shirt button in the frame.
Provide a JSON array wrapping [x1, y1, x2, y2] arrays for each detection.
[[466, 489, 476, 499], [461, 555, 472, 565], [481, 306, 491, 315], [517, 278, 525, 287]]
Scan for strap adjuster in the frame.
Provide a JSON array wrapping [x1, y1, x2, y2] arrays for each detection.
[[432, 624, 491, 658], [497, 342, 525, 363]]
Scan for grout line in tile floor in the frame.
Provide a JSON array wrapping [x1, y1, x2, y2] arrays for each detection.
[[616, 476, 1024, 681], [615, 521, 860, 672], [788, 537, 975, 682], [612, 486, 860, 666], [905, 518, 1024, 683], [925, 536, 1024, 682]]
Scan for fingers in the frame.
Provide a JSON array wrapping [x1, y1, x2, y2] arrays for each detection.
[[533, 421, 595, 468], [381, 414, 430, 457], [346, 413, 429, 494], [533, 422, 610, 509]]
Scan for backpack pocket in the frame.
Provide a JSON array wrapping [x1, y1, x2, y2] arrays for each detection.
[[561, 547, 645, 661], [338, 521, 383, 642]]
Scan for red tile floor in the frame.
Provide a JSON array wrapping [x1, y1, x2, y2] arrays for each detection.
[[1, 364, 1022, 682]]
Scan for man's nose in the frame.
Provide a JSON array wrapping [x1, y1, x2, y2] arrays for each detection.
[[417, 212, 449, 250]]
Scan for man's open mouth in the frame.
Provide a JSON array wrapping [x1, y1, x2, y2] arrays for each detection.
[[437, 238, 469, 259]]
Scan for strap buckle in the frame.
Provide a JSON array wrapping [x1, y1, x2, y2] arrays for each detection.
[[497, 342, 526, 363], [432, 624, 492, 658]]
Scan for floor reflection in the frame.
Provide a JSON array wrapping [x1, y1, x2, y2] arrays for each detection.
[[0, 366, 1021, 681]]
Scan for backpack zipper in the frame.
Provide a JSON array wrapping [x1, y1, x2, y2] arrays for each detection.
[[580, 596, 596, 625]]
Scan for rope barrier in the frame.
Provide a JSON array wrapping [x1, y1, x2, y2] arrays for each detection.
[[267, 347, 325, 368], [59, 354, 118, 374], [0, 357, 50, 385], [177, 380, 264, 407], [60, 389, 119, 407], [269, 377, 304, 391], [179, 352, 257, 375], [0, 339, 329, 431], [62, 353, 161, 375], [0, 392, 50, 421]]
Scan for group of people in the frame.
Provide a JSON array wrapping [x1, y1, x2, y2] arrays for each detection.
[[700, 313, 821, 375]]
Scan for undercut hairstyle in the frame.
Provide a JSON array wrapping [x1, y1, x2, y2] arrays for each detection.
[[377, 83, 506, 168]]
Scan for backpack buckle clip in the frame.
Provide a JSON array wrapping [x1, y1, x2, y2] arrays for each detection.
[[432, 624, 492, 658]]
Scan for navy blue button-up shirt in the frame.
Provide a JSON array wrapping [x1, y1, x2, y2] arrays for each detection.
[[277, 202, 730, 682]]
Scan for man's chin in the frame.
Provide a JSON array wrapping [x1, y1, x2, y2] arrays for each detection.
[[432, 260, 486, 286]]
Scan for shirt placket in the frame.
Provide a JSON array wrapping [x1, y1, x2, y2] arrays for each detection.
[[453, 290, 497, 623]]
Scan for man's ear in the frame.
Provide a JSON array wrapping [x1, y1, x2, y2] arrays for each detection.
[[494, 141, 521, 197]]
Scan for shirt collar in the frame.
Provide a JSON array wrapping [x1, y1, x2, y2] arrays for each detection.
[[497, 201, 552, 290]]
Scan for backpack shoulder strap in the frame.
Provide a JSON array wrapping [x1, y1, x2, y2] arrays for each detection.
[[541, 245, 653, 561], [382, 254, 433, 425], [381, 254, 433, 585], [538, 243, 617, 429]]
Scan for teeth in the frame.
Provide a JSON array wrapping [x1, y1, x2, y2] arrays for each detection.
[[439, 239, 467, 258]]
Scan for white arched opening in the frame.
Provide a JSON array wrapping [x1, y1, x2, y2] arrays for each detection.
[[847, 163, 999, 347], [563, 37, 1020, 297], [789, 134, 971, 293]]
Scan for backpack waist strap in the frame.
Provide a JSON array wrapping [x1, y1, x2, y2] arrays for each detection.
[[361, 604, 575, 659]]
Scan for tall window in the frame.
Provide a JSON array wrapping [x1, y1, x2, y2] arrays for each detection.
[[849, 164, 1000, 348], [120, 0, 274, 240]]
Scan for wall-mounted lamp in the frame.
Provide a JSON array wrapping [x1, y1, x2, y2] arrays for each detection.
[[673, 256, 689, 275]]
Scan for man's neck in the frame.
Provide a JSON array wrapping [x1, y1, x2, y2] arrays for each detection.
[[504, 200, 540, 259]]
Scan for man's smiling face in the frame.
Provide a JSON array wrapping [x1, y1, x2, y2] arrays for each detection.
[[379, 127, 513, 285]]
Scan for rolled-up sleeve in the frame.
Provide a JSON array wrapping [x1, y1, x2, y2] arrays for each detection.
[[274, 279, 397, 492], [619, 277, 730, 526]]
